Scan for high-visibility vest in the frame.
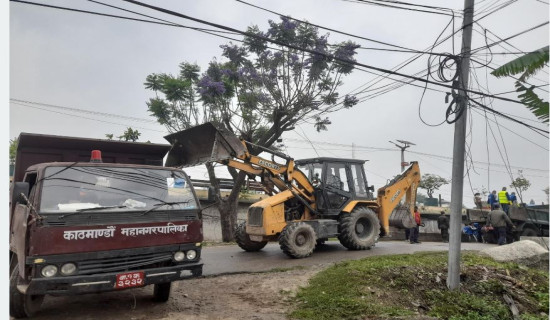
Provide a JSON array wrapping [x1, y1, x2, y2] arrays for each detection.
[[498, 190, 509, 204]]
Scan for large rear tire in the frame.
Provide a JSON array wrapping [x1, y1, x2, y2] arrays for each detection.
[[338, 207, 380, 250], [279, 222, 316, 259], [235, 221, 268, 252], [10, 262, 44, 318], [152, 282, 171, 302], [521, 227, 538, 237]]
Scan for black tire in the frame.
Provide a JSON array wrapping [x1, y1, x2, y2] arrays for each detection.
[[10, 262, 44, 318], [152, 282, 171, 302], [338, 207, 380, 250], [279, 222, 316, 259], [521, 227, 538, 237], [235, 221, 268, 252]]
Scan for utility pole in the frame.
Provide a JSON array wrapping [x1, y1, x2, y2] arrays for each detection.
[[352, 143, 355, 159], [447, 0, 475, 290], [389, 140, 415, 172]]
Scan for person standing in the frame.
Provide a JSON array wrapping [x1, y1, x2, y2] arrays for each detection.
[[474, 193, 482, 209], [410, 206, 421, 244], [498, 187, 511, 214], [437, 211, 449, 242], [487, 203, 515, 245], [509, 192, 518, 206], [488, 190, 498, 210]]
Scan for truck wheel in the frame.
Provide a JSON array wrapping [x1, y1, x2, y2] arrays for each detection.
[[521, 227, 538, 237], [279, 222, 316, 259], [338, 207, 380, 250], [10, 263, 44, 318], [235, 221, 268, 252], [152, 282, 171, 302]]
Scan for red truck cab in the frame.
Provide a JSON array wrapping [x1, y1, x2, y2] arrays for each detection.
[[9, 133, 203, 318]]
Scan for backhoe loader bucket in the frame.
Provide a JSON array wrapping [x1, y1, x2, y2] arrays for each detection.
[[164, 123, 246, 167]]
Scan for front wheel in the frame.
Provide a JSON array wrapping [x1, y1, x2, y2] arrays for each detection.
[[235, 221, 268, 252], [152, 282, 171, 302], [10, 262, 44, 318], [279, 222, 316, 259], [521, 227, 538, 237], [338, 207, 380, 250]]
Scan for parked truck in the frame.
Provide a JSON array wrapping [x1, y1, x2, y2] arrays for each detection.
[[466, 205, 549, 243], [164, 122, 421, 259], [9, 133, 203, 318]]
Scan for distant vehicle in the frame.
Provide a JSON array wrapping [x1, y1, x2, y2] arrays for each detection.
[[466, 205, 549, 243], [10, 133, 203, 318]]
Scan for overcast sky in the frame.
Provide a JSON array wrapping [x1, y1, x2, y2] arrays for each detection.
[[8, 0, 550, 205]]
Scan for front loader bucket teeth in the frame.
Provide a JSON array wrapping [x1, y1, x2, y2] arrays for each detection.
[[164, 123, 246, 167]]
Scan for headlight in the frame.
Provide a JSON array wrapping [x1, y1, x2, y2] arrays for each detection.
[[60, 263, 77, 275], [173, 251, 185, 262], [186, 250, 197, 260], [41, 265, 58, 278]]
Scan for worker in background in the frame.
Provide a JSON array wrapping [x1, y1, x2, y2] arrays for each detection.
[[509, 192, 518, 206], [437, 211, 449, 243], [498, 187, 511, 214], [409, 206, 421, 244], [474, 193, 482, 209], [488, 190, 498, 210], [487, 203, 515, 245]]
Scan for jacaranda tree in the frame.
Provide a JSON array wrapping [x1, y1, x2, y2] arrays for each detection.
[[144, 16, 359, 241]]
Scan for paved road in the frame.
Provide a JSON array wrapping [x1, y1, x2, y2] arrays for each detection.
[[202, 240, 495, 275]]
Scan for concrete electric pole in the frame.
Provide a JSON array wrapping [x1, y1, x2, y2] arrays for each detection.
[[389, 140, 415, 172], [447, 0, 475, 290]]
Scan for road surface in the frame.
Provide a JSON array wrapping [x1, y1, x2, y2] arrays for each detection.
[[202, 240, 494, 275]]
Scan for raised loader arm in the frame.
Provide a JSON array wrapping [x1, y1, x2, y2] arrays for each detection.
[[376, 162, 421, 235], [164, 123, 316, 204]]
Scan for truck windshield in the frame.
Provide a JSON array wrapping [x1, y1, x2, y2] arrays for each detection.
[[39, 166, 197, 213]]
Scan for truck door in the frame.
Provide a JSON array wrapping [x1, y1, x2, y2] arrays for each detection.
[[317, 162, 352, 215], [11, 172, 37, 277]]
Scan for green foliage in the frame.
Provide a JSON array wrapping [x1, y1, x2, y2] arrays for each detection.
[[105, 134, 114, 140], [9, 137, 18, 163], [510, 170, 531, 202], [118, 127, 141, 142], [290, 252, 549, 320], [419, 173, 450, 198], [491, 46, 549, 123]]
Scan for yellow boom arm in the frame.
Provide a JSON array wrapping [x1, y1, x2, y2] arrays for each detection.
[[376, 162, 421, 235]]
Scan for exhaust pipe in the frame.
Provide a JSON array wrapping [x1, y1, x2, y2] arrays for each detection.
[[164, 123, 246, 167]]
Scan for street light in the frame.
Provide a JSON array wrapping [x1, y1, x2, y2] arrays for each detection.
[[389, 140, 415, 172]]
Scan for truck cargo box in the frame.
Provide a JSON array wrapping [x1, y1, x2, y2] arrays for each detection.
[[13, 133, 171, 183]]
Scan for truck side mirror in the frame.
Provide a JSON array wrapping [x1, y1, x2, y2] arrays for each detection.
[[12, 182, 30, 205]]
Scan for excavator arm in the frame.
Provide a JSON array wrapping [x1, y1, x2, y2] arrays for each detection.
[[164, 122, 316, 203], [376, 162, 421, 235]]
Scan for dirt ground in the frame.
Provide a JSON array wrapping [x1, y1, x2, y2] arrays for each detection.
[[31, 266, 323, 320]]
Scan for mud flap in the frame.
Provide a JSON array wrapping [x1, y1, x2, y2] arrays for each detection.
[[164, 123, 246, 167]]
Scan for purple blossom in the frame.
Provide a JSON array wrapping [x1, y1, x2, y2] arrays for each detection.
[[334, 42, 360, 61], [280, 16, 297, 31], [197, 75, 226, 98]]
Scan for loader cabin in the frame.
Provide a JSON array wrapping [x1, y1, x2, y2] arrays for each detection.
[[295, 157, 375, 216]]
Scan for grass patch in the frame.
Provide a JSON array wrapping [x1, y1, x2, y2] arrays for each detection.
[[290, 252, 548, 320]]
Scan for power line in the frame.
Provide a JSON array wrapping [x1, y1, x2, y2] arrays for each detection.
[[284, 137, 549, 173], [11, 101, 166, 133], [345, 0, 455, 16], [10, 99, 157, 123]]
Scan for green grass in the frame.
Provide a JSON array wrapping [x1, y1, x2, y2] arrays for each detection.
[[290, 252, 548, 320]]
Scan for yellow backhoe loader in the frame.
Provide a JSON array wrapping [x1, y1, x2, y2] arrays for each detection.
[[165, 123, 421, 258]]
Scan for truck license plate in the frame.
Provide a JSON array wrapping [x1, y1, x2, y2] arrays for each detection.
[[115, 271, 144, 289]]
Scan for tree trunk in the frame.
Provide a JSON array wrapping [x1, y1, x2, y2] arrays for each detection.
[[206, 163, 247, 242]]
